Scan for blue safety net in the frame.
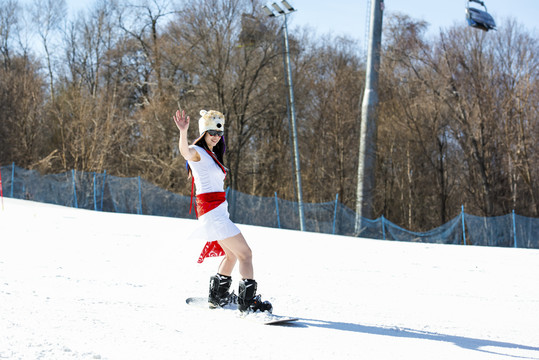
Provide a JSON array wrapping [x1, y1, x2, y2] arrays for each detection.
[[513, 214, 539, 249], [1, 164, 537, 249], [385, 215, 464, 245]]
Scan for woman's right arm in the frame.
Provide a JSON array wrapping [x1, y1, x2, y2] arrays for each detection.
[[174, 110, 200, 162]]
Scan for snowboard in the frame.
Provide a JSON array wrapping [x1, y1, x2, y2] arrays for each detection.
[[185, 297, 298, 325]]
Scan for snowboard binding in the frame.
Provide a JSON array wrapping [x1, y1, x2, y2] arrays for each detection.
[[238, 279, 273, 314], [209, 275, 272, 313], [208, 274, 236, 308]]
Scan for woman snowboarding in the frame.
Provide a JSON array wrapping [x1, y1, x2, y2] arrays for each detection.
[[173, 108, 271, 313]]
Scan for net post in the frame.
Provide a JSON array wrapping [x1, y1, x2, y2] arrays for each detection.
[[93, 172, 97, 211], [11, 162, 15, 197], [461, 205, 466, 245], [0, 165, 4, 210], [72, 169, 78, 208], [512, 209, 517, 248], [100, 170, 107, 211], [332, 193, 339, 234], [274, 192, 281, 229], [382, 215, 386, 240], [137, 176, 143, 215]]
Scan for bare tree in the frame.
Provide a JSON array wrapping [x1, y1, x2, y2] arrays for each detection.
[[171, 0, 283, 195], [299, 35, 363, 207], [118, 0, 174, 99], [49, 0, 134, 173], [0, 2, 48, 169], [29, 0, 66, 104], [494, 19, 539, 216], [0, 0, 19, 66]]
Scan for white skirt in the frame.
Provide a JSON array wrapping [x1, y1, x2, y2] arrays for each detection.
[[188, 201, 241, 242]]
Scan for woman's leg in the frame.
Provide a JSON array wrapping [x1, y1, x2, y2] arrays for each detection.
[[218, 232, 253, 279], [216, 244, 237, 276]]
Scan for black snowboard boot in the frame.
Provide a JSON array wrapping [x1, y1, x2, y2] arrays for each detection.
[[208, 273, 235, 308], [238, 279, 273, 313]]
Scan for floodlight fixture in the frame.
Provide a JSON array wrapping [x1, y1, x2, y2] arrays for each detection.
[[281, 0, 295, 12], [271, 2, 286, 14], [261, 5, 275, 17]]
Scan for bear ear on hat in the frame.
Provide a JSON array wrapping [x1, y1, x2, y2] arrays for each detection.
[[200, 110, 207, 117]]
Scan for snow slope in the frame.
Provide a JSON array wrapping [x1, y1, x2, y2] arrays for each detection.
[[1, 198, 538, 360]]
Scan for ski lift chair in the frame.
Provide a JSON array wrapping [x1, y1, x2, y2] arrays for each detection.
[[465, 0, 496, 31]]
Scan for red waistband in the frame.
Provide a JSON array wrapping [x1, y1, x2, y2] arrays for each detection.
[[195, 191, 226, 217]]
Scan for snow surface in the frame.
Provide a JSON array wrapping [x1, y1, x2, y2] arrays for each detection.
[[1, 197, 538, 360]]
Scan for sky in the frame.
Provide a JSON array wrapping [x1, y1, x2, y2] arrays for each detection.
[[284, 0, 539, 48], [63, 0, 539, 50]]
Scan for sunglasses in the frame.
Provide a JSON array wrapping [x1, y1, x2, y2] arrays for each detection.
[[207, 130, 224, 137]]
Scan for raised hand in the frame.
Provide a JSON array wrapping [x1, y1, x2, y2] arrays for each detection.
[[173, 110, 190, 132]]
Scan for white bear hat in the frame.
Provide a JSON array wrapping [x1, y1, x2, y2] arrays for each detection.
[[198, 110, 225, 136]]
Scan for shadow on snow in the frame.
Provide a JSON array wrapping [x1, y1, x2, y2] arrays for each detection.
[[289, 318, 539, 359]]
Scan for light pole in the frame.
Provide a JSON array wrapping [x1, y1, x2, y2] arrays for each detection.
[[355, 0, 383, 234], [262, 1, 306, 231]]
